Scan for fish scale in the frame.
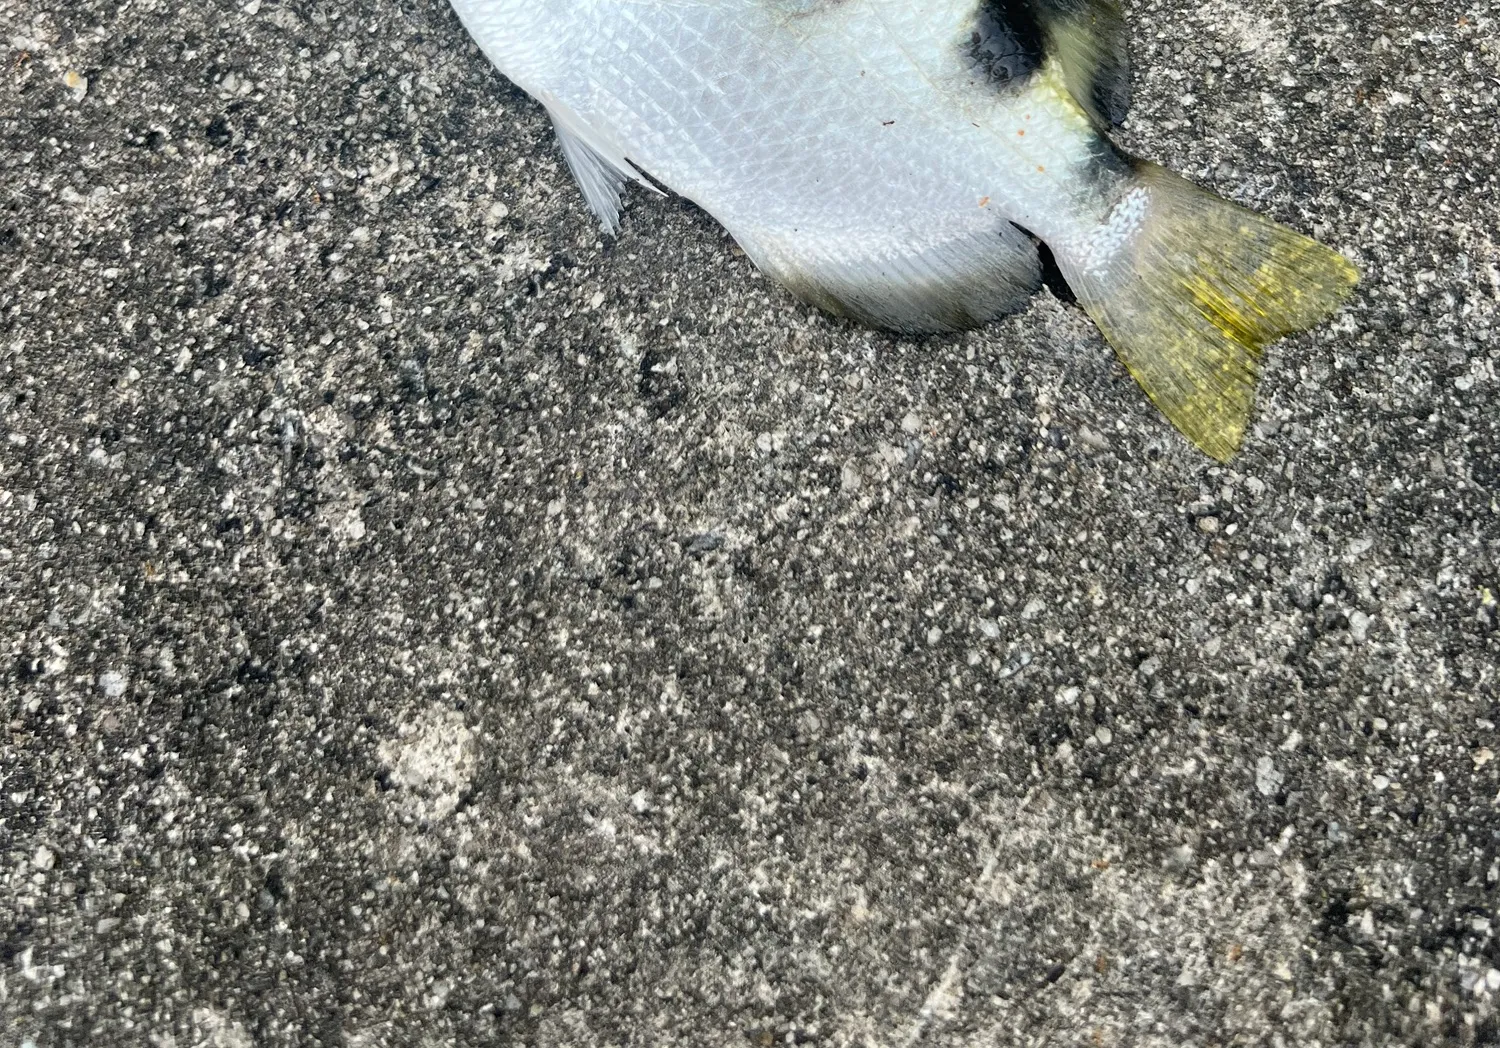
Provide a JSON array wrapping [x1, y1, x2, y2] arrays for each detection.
[[449, 0, 1358, 461], [462, 2, 1071, 232]]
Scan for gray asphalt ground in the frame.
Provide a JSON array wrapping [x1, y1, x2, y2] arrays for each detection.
[[2, 0, 1498, 1045]]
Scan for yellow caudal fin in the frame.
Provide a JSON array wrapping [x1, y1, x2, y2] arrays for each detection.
[[1061, 162, 1359, 461]]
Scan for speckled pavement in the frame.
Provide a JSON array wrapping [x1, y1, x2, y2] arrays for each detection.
[[2, 1, 1497, 1045]]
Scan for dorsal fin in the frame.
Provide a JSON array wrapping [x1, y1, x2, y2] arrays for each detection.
[[1028, 0, 1132, 126]]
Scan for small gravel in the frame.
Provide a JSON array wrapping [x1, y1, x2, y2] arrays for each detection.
[[2, 1, 1497, 1045]]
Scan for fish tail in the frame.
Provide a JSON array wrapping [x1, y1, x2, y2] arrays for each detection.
[[1057, 161, 1359, 461]]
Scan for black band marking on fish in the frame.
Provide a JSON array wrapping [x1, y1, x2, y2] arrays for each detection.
[[966, 1, 1046, 86], [965, 0, 1132, 124], [1082, 136, 1135, 195]]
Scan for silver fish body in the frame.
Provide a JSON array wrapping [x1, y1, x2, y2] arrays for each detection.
[[448, 0, 1357, 460]]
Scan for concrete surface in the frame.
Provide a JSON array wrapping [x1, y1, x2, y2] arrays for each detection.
[[2, 0, 1498, 1045]]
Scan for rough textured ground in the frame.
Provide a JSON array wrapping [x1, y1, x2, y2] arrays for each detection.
[[2, 0, 1498, 1045]]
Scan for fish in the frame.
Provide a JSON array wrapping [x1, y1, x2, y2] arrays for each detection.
[[446, 0, 1358, 461]]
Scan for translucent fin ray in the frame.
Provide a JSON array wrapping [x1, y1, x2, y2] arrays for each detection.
[[1061, 162, 1359, 461], [543, 103, 662, 235], [1028, 0, 1132, 126], [552, 123, 633, 234], [734, 223, 1043, 334]]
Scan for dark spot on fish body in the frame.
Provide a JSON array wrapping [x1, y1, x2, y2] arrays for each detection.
[[1084, 135, 1133, 188], [1037, 134, 1133, 218], [966, 0, 1046, 87], [964, 0, 1133, 126]]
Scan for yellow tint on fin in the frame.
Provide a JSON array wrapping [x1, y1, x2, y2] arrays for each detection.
[[1038, 0, 1131, 126], [1068, 163, 1360, 461]]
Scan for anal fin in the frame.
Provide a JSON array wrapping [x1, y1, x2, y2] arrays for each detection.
[[734, 221, 1043, 334]]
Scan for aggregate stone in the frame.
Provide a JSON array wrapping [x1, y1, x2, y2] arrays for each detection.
[[1, 1, 1497, 1045]]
